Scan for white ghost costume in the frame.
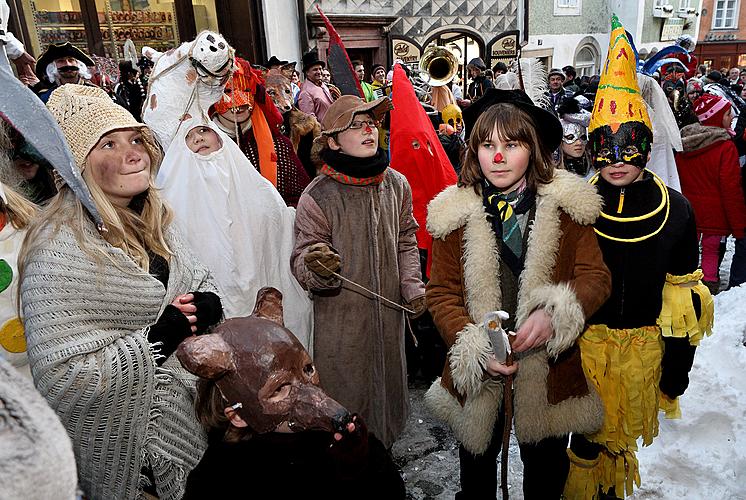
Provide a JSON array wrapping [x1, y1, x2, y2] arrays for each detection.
[[156, 118, 313, 349]]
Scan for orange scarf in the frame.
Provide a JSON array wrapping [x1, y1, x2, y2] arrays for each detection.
[[250, 107, 278, 187]]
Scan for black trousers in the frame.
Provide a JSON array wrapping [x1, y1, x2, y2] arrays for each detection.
[[455, 411, 569, 500]]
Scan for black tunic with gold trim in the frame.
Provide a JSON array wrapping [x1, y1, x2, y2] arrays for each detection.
[[565, 171, 714, 499], [589, 171, 699, 329]]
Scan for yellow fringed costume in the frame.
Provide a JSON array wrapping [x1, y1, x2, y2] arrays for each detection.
[[564, 14, 715, 500], [658, 270, 715, 347], [657, 270, 714, 420], [568, 275, 713, 499]]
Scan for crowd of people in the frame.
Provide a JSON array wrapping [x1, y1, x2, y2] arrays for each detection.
[[0, 6, 730, 500]]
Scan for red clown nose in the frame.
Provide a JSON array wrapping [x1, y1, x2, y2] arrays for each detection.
[[493, 152, 504, 163]]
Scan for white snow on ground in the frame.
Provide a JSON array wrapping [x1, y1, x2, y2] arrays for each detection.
[[633, 284, 746, 499]]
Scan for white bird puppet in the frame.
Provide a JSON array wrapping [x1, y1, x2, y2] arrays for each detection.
[[142, 31, 234, 150]]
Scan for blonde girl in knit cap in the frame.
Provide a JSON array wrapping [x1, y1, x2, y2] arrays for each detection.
[[18, 84, 223, 500]]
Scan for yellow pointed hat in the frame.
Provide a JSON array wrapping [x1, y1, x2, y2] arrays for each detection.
[[589, 14, 652, 134]]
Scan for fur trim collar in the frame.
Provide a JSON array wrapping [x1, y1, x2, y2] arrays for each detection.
[[289, 109, 320, 134], [425, 169, 604, 450], [427, 169, 602, 239], [679, 123, 732, 153]]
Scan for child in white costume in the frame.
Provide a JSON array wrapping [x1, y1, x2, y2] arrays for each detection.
[[156, 118, 313, 348]]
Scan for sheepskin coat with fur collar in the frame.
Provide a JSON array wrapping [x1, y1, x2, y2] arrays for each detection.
[[424, 170, 611, 454]]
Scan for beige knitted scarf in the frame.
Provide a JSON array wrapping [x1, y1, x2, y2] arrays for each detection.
[[21, 221, 218, 500]]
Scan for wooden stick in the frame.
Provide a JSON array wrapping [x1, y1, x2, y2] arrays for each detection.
[[315, 260, 416, 314]]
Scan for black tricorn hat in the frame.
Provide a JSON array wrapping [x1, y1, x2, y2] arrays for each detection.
[[463, 88, 563, 152], [265, 55, 290, 68], [35, 41, 95, 81], [302, 49, 325, 73]]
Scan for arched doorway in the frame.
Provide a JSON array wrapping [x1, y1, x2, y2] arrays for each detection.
[[423, 29, 485, 94]]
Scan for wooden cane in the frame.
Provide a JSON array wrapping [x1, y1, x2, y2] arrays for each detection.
[[500, 345, 515, 499]]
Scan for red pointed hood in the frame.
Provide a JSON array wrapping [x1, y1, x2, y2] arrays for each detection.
[[390, 64, 458, 276]]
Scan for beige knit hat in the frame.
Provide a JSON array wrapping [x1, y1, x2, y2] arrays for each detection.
[[46, 84, 145, 170]]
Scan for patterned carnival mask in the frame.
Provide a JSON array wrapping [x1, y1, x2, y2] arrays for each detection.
[[561, 121, 587, 144], [588, 121, 652, 169], [588, 14, 653, 171]]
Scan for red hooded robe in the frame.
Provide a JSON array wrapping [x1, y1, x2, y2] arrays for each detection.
[[389, 64, 458, 276]]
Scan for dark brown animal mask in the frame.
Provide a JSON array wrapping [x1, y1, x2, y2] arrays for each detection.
[[177, 287, 351, 434]]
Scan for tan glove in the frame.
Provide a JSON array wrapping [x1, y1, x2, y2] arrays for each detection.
[[406, 295, 427, 319], [304, 242, 341, 278]]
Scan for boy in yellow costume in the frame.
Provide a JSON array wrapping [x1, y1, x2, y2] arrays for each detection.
[[564, 15, 714, 499]]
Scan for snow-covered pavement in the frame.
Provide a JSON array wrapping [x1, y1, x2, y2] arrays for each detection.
[[634, 283, 746, 499]]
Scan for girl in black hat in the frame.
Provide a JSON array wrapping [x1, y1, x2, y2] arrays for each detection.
[[425, 89, 611, 499]]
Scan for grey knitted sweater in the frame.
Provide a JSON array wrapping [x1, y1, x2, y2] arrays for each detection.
[[21, 220, 218, 500]]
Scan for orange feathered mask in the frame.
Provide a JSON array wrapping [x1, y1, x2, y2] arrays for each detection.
[[213, 65, 256, 115], [211, 57, 283, 132], [211, 57, 282, 187]]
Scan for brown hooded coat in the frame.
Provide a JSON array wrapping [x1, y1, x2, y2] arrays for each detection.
[[424, 170, 611, 454], [291, 168, 425, 448]]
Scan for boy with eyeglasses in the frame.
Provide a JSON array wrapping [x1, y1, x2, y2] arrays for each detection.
[[291, 95, 426, 450]]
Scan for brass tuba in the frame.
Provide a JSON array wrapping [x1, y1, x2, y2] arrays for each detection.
[[419, 46, 459, 87]]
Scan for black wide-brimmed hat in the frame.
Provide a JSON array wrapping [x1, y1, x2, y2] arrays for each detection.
[[35, 41, 95, 81], [463, 88, 563, 152], [265, 55, 289, 68], [302, 49, 325, 73]]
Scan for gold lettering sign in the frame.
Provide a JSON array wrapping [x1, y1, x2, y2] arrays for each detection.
[[392, 39, 421, 64], [488, 31, 520, 61]]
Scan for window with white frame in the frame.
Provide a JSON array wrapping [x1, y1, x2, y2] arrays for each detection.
[[713, 0, 739, 29], [554, 0, 581, 15], [574, 45, 599, 76], [653, 0, 666, 6]]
